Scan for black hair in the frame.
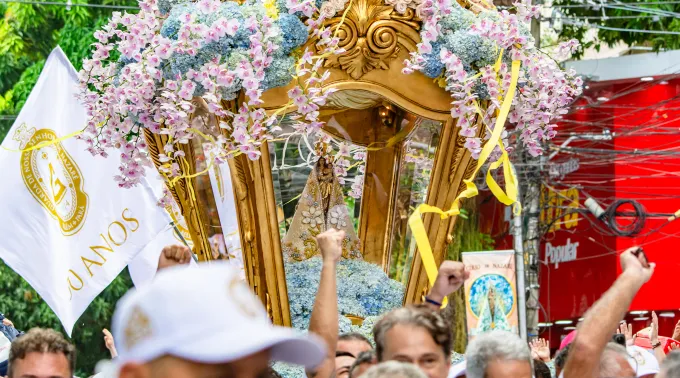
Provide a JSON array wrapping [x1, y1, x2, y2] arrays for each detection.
[[611, 333, 626, 347], [339, 332, 372, 345], [349, 351, 377, 378], [555, 343, 571, 371], [533, 359, 551, 378]]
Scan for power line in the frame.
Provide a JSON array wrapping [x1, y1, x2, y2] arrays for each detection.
[[550, 0, 680, 8], [544, 15, 671, 19], [561, 19, 680, 35]]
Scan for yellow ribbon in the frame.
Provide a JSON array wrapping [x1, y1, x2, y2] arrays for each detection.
[[1, 128, 84, 153], [408, 59, 522, 308]]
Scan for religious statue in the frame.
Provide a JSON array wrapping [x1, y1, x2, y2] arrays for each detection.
[[317, 157, 334, 214], [281, 156, 362, 262], [476, 284, 511, 333]]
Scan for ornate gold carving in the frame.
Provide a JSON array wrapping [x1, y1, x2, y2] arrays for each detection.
[[324, 89, 384, 110], [143, 129, 213, 261], [448, 134, 467, 184], [345, 314, 365, 326], [322, 0, 421, 79]]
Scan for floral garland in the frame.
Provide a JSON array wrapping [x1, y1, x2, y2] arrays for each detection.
[[79, 0, 581, 195], [79, 0, 349, 189], [284, 256, 404, 330], [401, 0, 582, 160]]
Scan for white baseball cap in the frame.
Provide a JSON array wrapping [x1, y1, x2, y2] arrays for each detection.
[[627, 345, 660, 377], [112, 262, 326, 369]]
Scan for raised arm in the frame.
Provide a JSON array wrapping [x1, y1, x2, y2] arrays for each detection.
[[564, 247, 654, 378], [651, 311, 666, 364], [307, 229, 344, 378], [425, 261, 470, 312]]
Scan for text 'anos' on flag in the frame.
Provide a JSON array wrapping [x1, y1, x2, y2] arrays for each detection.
[[0, 47, 170, 336]]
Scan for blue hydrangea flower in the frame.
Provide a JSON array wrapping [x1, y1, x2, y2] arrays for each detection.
[[262, 55, 296, 90], [157, 0, 190, 16], [284, 256, 404, 331], [443, 30, 497, 70], [272, 362, 305, 378], [421, 41, 445, 78], [439, 4, 476, 32], [278, 14, 308, 54], [474, 82, 490, 100]]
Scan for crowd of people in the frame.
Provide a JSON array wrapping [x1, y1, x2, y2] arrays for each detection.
[[1, 228, 680, 378]]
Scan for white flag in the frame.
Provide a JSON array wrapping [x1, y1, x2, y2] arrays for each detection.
[[0, 47, 169, 335], [128, 224, 195, 288], [207, 155, 245, 279], [128, 170, 196, 288]]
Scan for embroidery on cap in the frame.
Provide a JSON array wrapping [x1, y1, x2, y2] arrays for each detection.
[[632, 350, 645, 365], [124, 306, 153, 349], [228, 275, 261, 318]]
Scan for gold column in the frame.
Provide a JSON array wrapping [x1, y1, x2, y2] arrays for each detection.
[[403, 117, 478, 304], [144, 129, 214, 262], [227, 146, 291, 326]]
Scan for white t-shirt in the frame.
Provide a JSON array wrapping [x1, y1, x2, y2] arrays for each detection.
[[0, 332, 11, 362], [448, 360, 466, 378]]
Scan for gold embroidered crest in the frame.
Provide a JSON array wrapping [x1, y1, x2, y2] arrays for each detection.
[[124, 306, 153, 349], [15, 125, 89, 236], [165, 201, 194, 248]]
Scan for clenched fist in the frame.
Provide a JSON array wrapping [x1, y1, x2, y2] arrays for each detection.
[[158, 244, 192, 272], [316, 229, 345, 264], [428, 261, 470, 304]]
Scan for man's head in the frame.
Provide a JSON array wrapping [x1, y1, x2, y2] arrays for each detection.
[[338, 333, 373, 358], [8, 328, 75, 378], [336, 351, 356, 378], [113, 262, 325, 378], [599, 343, 635, 378], [350, 350, 376, 378], [361, 361, 428, 378], [373, 305, 452, 378], [465, 330, 532, 378], [658, 351, 680, 378]]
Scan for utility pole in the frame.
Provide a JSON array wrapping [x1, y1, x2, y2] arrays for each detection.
[[522, 4, 543, 339]]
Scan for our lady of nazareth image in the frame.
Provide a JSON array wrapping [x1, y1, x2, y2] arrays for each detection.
[[468, 274, 517, 335]]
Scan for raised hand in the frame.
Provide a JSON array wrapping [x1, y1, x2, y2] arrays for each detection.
[[619, 246, 655, 284], [651, 311, 660, 345], [316, 228, 345, 264], [673, 319, 680, 341], [157, 244, 192, 272], [617, 322, 635, 346], [428, 261, 470, 304], [530, 338, 551, 362], [103, 328, 117, 358]]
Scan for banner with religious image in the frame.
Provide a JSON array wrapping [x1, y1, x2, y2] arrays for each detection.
[[0, 47, 169, 335], [462, 250, 519, 339]]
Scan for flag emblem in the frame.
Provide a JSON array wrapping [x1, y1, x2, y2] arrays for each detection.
[[16, 125, 89, 236]]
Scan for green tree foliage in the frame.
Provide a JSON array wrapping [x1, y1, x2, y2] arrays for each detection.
[[0, 0, 136, 138], [552, 0, 680, 58], [0, 264, 133, 376], [0, 1, 137, 375]]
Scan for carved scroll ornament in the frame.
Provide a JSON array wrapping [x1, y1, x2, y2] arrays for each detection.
[[322, 0, 421, 79]]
